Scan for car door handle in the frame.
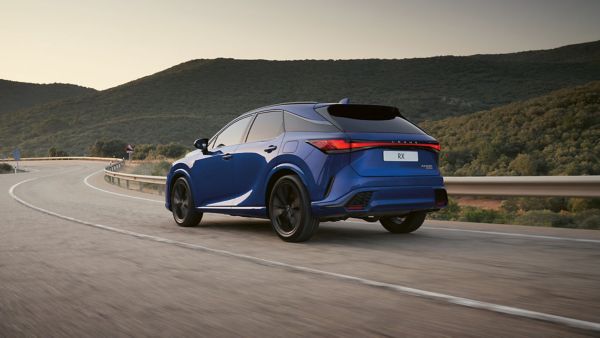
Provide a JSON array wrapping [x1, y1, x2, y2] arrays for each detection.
[[222, 153, 233, 160], [264, 145, 277, 153]]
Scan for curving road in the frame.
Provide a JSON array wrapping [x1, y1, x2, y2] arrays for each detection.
[[1, 160, 600, 336]]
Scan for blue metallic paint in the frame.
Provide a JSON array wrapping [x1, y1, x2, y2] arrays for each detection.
[[166, 102, 446, 221]]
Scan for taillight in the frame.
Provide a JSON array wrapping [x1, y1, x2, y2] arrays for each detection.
[[305, 139, 352, 152], [307, 139, 440, 153]]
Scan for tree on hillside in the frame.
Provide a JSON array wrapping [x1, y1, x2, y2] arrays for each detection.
[[48, 147, 68, 157], [508, 154, 546, 176], [155, 143, 188, 158], [421, 81, 600, 176], [88, 140, 127, 158]]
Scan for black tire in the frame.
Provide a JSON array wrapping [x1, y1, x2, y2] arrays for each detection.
[[380, 212, 426, 233], [171, 177, 203, 227], [269, 175, 319, 242]]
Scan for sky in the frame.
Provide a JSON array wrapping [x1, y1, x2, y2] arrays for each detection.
[[1, 0, 599, 90]]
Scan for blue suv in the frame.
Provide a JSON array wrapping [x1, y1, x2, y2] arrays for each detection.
[[166, 101, 447, 242]]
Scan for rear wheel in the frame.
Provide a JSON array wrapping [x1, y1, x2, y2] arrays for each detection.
[[380, 212, 426, 233], [171, 177, 202, 227], [269, 175, 319, 242]]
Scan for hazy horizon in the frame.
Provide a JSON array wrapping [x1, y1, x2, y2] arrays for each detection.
[[2, 0, 600, 90]]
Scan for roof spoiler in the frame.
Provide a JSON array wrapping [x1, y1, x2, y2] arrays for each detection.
[[327, 104, 404, 119]]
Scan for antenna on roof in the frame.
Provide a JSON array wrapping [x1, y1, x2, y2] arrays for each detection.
[[338, 98, 350, 104]]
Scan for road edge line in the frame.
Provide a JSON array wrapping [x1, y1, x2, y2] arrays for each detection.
[[344, 221, 600, 244], [83, 170, 163, 204]]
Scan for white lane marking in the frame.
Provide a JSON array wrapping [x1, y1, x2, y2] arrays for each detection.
[[423, 226, 600, 244], [8, 178, 600, 333], [344, 221, 600, 244], [83, 170, 163, 204]]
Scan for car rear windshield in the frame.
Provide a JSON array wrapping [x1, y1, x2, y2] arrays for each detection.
[[320, 104, 425, 134]]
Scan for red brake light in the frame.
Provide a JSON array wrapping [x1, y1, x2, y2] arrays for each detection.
[[306, 139, 353, 152], [307, 139, 440, 153]]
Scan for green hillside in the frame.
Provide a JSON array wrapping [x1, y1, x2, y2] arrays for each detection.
[[1, 40, 600, 156], [0, 79, 96, 115], [421, 81, 600, 176]]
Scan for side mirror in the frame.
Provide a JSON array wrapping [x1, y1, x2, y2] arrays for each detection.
[[194, 138, 210, 155]]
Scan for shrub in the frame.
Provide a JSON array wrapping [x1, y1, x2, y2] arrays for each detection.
[[568, 198, 600, 213], [48, 147, 68, 157], [515, 210, 574, 227], [131, 144, 156, 160], [151, 161, 172, 176], [155, 143, 189, 159], [428, 201, 600, 230], [459, 207, 506, 223], [131, 160, 172, 176], [428, 199, 460, 220], [0, 163, 13, 173], [88, 140, 127, 158], [573, 209, 600, 229], [130, 143, 189, 160], [579, 216, 600, 230], [501, 199, 519, 213]]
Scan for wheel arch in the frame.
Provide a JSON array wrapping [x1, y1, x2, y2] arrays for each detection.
[[264, 164, 310, 212], [167, 168, 193, 210]]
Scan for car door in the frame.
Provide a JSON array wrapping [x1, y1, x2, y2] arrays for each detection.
[[190, 115, 253, 207], [232, 110, 284, 206]]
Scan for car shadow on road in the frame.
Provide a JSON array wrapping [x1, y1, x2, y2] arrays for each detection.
[[194, 216, 435, 246], [313, 223, 440, 247]]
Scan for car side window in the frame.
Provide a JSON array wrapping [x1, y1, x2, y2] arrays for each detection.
[[246, 111, 284, 143], [212, 116, 252, 149], [284, 111, 338, 132]]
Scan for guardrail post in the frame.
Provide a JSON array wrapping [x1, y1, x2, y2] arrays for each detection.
[[139, 182, 144, 192], [126, 180, 129, 189]]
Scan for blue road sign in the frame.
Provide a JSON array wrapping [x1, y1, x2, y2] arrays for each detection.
[[12, 148, 20, 161]]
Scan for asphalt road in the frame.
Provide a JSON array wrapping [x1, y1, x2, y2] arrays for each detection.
[[1, 160, 599, 337]]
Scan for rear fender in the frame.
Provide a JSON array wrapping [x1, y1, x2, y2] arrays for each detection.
[[265, 163, 316, 202]]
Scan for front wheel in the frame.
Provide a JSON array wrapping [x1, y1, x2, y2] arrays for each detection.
[[380, 212, 426, 233], [269, 175, 319, 242], [171, 177, 203, 227]]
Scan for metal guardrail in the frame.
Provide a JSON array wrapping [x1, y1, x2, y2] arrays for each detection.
[[104, 170, 167, 185], [97, 159, 600, 198], [5, 157, 599, 198], [103, 159, 166, 195], [106, 160, 125, 172], [444, 176, 600, 198], [103, 171, 600, 198]]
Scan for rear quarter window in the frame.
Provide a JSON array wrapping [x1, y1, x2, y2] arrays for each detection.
[[284, 111, 339, 132]]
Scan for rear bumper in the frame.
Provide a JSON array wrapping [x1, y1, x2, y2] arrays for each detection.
[[311, 169, 446, 218]]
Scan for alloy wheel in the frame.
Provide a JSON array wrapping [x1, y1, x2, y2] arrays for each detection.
[[172, 181, 190, 222], [271, 181, 302, 235]]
